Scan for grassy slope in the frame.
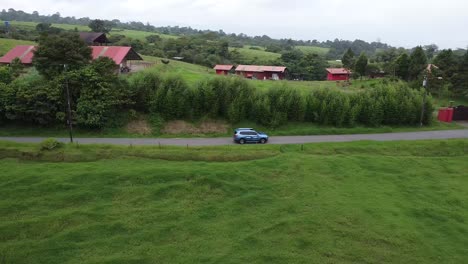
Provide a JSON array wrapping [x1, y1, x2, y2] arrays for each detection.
[[0, 38, 36, 56], [1, 139, 468, 263], [9, 21, 177, 40], [229, 47, 281, 62], [296, 45, 330, 56]]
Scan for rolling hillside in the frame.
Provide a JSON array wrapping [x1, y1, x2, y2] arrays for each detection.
[[229, 46, 281, 63], [296, 45, 330, 56], [9, 21, 177, 40], [7, 21, 333, 64]]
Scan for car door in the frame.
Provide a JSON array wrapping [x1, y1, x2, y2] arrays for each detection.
[[249, 131, 260, 142]]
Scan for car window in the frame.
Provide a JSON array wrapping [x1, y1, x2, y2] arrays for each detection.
[[240, 132, 247, 135]]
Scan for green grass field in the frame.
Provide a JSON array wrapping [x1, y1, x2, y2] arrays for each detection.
[[296, 45, 330, 56], [229, 47, 281, 63], [1, 139, 468, 263], [0, 38, 36, 56]]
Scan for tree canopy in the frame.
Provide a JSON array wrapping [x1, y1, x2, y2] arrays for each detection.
[[342, 48, 355, 69], [33, 32, 92, 78], [355, 52, 368, 79], [88, 19, 114, 33], [408, 46, 427, 80]]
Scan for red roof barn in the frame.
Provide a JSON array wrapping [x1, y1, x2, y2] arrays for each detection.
[[0, 45, 142, 67], [326, 68, 351, 81], [213, 65, 234, 75], [235, 65, 287, 80], [0, 45, 36, 65]]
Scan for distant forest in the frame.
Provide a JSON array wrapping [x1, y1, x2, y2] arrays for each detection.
[[0, 8, 397, 59]]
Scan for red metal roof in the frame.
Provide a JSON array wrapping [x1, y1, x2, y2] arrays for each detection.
[[235, 65, 287, 73], [0, 45, 142, 65], [213, 64, 234, 71], [91, 46, 142, 65], [0, 45, 36, 64], [326, 68, 351, 74]]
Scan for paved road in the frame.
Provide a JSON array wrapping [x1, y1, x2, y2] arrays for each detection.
[[1, 129, 468, 146]]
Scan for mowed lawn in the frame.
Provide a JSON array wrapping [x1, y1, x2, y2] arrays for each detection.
[[1, 140, 468, 263]]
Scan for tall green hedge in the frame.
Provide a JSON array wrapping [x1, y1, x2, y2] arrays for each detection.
[[0, 71, 433, 129], [137, 75, 433, 127]]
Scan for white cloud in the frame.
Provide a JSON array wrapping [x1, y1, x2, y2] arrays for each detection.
[[2, 0, 468, 48]]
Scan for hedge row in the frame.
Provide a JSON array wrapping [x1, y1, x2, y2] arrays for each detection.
[[0, 69, 432, 128], [129, 72, 433, 127]]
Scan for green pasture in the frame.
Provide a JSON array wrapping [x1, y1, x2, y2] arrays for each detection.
[[1, 139, 468, 263], [0, 38, 36, 56]]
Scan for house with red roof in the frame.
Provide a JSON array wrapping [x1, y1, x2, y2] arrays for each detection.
[[235, 65, 287, 80], [213, 65, 234, 75], [326, 68, 351, 81], [0, 45, 143, 73]]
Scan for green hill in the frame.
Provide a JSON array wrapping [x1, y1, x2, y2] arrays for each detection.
[[229, 46, 281, 64], [296, 45, 330, 56], [9, 21, 177, 41]]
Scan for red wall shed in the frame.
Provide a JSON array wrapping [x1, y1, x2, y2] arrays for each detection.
[[213, 65, 234, 75], [326, 68, 351, 81]]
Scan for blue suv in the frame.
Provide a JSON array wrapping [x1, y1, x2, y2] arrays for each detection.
[[233, 128, 269, 144]]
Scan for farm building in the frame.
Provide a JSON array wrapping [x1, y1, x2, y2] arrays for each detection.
[[235, 65, 287, 80], [0, 45, 144, 72], [79, 32, 108, 46], [326, 68, 351, 81], [213, 65, 234, 75]]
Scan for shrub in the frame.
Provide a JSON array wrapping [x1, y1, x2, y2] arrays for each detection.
[[39, 138, 63, 151]]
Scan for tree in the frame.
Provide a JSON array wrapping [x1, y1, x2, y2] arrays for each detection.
[[88, 19, 113, 33], [355, 52, 368, 79], [300, 53, 328, 81], [342, 48, 355, 69], [452, 51, 468, 96], [408, 46, 427, 80], [395, 53, 410, 80], [433, 49, 457, 81], [35, 22, 51, 32], [423, 44, 438, 60], [33, 32, 92, 79], [145, 34, 162, 43]]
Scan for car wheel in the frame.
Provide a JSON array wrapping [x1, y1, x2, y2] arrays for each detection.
[[260, 138, 266, 144], [239, 139, 245, 144]]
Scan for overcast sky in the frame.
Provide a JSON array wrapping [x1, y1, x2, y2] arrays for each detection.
[[3, 0, 468, 49]]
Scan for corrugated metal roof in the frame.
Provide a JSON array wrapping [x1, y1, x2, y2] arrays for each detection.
[[0, 45, 143, 65], [326, 68, 351, 74], [213, 64, 234, 71], [235, 65, 287, 73], [0, 45, 36, 64]]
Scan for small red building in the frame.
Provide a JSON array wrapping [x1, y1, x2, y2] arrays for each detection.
[[235, 65, 287, 80], [326, 68, 351, 81], [213, 65, 234, 75]]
